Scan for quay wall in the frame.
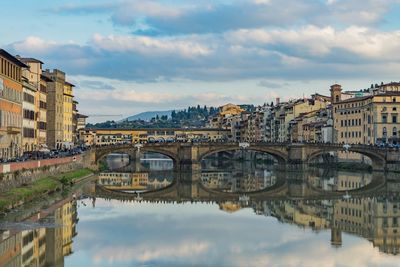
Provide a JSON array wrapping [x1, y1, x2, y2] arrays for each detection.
[[0, 153, 94, 193]]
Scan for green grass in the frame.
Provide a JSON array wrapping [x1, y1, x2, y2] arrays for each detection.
[[0, 177, 60, 212], [0, 169, 93, 213], [59, 168, 93, 184]]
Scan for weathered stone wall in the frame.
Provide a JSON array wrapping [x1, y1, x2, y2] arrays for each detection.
[[0, 153, 95, 193]]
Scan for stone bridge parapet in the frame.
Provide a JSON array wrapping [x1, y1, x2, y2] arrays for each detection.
[[90, 142, 398, 171]]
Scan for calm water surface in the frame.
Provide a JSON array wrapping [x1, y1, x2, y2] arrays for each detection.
[[1, 153, 399, 267]]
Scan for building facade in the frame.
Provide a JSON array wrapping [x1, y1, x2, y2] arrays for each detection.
[[63, 82, 74, 148], [332, 84, 400, 145], [44, 69, 76, 149], [0, 49, 27, 159]]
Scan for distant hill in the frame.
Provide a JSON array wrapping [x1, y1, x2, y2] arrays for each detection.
[[124, 110, 172, 122]]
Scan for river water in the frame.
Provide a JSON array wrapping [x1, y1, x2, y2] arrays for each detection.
[[1, 152, 400, 267]]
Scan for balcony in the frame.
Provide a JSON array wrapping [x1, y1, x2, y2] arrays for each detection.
[[7, 126, 21, 134]]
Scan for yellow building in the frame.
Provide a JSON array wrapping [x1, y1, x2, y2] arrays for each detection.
[[44, 69, 76, 149], [207, 103, 245, 129], [79, 128, 230, 146], [332, 84, 400, 145], [39, 75, 51, 147], [282, 97, 328, 142], [63, 82, 74, 148]]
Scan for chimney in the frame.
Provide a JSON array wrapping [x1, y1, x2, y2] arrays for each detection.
[[276, 97, 280, 105]]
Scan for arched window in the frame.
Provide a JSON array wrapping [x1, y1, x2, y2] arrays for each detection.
[[335, 95, 339, 102], [383, 127, 387, 137], [393, 127, 398, 137]]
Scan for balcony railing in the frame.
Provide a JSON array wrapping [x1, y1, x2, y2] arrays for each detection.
[[7, 126, 21, 134]]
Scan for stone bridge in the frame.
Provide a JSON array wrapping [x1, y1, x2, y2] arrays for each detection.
[[88, 142, 400, 171], [93, 170, 389, 202]]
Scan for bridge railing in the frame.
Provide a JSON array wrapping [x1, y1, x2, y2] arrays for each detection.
[[91, 141, 398, 152]]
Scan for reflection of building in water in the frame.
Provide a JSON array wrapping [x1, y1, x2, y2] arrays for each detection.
[[140, 158, 173, 171], [0, 198, 77, 267], [219, 202, 242, 213], [336, 173, 371, 191], [201, 172, 230, 190], [0, 230, 21, 267], [20, 228, 47, 266], [265, 193, 400, 254], [98, 172, 171, 190], [46, 199, 78, 267], [202, 170, 276, 192], [334, 196, 400, 254], [309, 171, 372, 192], [368, 197, 400, 254], [98, 172, 149, 190], [147, 178, 171, 190], [278, 201, 330, 230]]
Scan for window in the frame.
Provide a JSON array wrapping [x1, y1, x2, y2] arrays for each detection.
[[393, 115, 397, 123], [383, 127, 387, 137], [393, 127, 398, 137], [23, 92, 35, 104], [382, 115, 387, 123]]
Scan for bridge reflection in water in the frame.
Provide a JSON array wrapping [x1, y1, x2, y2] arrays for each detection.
[[1, 155, 400, 267], [89, 152, 400, 255]]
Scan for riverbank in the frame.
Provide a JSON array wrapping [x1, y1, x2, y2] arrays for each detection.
[[0, 168, 94, 213]]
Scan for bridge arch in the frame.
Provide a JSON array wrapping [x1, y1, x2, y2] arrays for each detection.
[[95, 146, 179, 168], [198, 146, 288, 165], [306, 147, 386, 171]]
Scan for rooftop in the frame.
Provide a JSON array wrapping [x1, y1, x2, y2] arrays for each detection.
[[18, 57, 44, 64], [334, 95, 372, 104], [0, 49, 29, 68], [65, 81, 75, 87], [77, 114, 88, 118]]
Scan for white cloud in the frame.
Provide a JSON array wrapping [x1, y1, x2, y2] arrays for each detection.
[[92, 241, 210, 264], [91, 33, 212, 58], [12, 36, 57, 54], [226, 25, 400, 60]]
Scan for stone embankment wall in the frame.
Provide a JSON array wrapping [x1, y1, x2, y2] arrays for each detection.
[[0, 153, 95, 193]]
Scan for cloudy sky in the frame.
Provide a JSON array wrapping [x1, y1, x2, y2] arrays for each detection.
[[2, 0, 400, 122]]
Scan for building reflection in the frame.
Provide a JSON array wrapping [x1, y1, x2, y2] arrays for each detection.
[[201, 170, 277, 192], [0, 198, 77, 267], [98, 172, 173, 191], [242, 194, 400, 255], [308, 168, 373, 192]]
